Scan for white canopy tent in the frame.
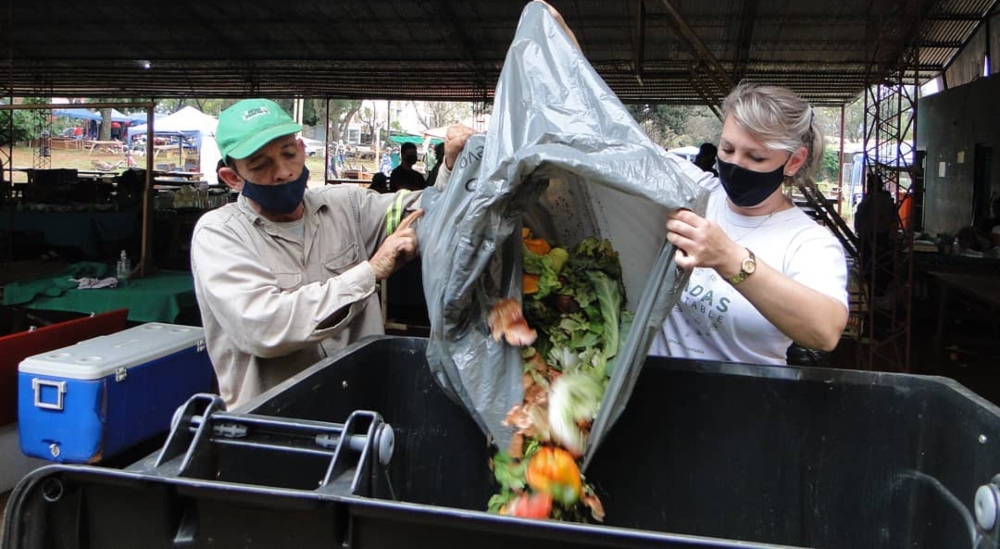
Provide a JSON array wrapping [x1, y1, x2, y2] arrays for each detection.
[[127, 106, 221, 186], [666, 145, 701, 163]]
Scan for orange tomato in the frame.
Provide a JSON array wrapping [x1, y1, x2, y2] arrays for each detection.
[[523, 238, 552, 256], [525, 446, 582, 506], [523, 273, 541, 294], [506, 492, 554, 519]]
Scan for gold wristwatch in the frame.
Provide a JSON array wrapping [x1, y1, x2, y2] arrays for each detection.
[[727, 248, 756, 286]]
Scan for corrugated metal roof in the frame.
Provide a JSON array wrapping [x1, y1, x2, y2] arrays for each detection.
[[0, 0, 996, 105]]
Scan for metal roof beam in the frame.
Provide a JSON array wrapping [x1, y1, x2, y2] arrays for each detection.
[[731, 0, 760, 83], [654, 0, 733, 106]]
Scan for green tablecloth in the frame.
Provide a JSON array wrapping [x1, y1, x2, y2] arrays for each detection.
[[13, 271, 196, 323]]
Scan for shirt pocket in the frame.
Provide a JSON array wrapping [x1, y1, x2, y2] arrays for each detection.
[[273, 271, 303, 291], [323, 242, 360, 276]]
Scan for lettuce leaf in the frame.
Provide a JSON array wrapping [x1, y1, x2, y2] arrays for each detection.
[[587, 271, 622, 360], [524, 246, 570, 299]]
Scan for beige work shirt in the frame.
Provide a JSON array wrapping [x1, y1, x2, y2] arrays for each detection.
[[191, 181, 431, 409]]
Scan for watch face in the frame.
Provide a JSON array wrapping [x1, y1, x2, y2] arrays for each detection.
[[742, 256, 756, 274]]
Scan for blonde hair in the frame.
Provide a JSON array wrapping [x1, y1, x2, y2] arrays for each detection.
[[721, 82, 825, 186]]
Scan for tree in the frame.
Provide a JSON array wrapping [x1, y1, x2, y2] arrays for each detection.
[[815, 98, 864, 142], [99, 108, 113, 140], [626, 103, 721, 148], [358, 104, 379, 143], [155, 98, 223, 115], [0, 98, 49, 147], [817, 147, 841, 183], [327, 100, 362, 143], [413, 101, 471, 130], [682, 107, 722, 146]]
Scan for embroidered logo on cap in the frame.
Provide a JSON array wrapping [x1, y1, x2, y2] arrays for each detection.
[[243, 106, 270, 121]]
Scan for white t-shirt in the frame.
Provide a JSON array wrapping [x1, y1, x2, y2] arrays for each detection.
[[649, 177, 849, 365]]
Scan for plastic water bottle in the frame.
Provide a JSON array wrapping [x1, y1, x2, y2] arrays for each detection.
[[116, 250, 131, 284]]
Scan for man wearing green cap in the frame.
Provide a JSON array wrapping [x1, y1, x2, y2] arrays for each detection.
[[191, 98, 471, 408]]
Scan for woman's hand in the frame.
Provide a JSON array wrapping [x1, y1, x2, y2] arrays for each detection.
[[666, 209, 744, 279]]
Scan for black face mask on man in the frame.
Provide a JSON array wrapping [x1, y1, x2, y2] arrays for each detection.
[[716, 157, 788, 208], [240, 166, 310, 214]]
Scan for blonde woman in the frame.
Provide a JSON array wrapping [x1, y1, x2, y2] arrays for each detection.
[[651, 83, 849, 364]]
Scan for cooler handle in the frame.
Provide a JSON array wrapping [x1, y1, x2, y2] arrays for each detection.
[[32, 379, 67, 411]]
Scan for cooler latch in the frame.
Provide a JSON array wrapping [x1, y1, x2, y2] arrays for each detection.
[[32, 379, 67, 411]]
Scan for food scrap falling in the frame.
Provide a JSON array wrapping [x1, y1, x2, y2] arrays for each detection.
[[488, 298, 538, 347], [487, 228, 630, 523]]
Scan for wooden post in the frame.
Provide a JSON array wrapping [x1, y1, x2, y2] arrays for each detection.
[[140, 106, 156, 277]]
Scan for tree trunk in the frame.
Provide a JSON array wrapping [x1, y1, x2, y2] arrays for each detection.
[[100, 108, 113, 140]]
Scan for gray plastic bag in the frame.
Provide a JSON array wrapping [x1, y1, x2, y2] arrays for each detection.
[[417, 1, 708, 468]]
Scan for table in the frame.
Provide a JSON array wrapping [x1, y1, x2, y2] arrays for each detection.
[[155, 177, 208, 186], [13, 270, 196, 324], [0, 209, 139, 261], [154, 171, 204, 179], [76, 170, 119, 183], [85, 140, 125, 156], [930, 271, 1000, 350]]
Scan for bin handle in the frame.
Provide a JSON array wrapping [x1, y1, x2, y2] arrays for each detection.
[[32, 378, 67, 411]]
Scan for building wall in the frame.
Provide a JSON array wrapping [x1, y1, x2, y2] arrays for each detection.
[[916, 74, 1000, 236]]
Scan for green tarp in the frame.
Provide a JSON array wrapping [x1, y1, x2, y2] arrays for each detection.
[[389, 134, 443, 146]]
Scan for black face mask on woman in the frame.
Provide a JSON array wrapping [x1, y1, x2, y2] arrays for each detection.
[[716, 157, 787, 207]]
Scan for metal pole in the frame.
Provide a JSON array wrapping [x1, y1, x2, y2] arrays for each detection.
[[325, 97, 331, 183], [837, 104, 846, 216]]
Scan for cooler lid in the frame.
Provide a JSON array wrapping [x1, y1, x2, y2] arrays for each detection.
[[18, 323, 206, 380]]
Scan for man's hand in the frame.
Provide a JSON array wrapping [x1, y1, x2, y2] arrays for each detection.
[[536, 0, 582, 50], [370, 209, 424, 281], [444, 124, 476, 170]]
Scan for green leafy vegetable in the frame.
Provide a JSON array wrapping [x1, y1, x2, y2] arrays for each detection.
[[587, 271, 622, 360]]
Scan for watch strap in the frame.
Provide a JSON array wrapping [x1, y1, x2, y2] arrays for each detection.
[[727, 248, 756, 286]]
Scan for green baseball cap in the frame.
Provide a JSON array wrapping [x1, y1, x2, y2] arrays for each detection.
[[216, 99, 302, 160]]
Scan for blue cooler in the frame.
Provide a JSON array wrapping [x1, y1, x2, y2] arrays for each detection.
[[18, 323, 214, 463]]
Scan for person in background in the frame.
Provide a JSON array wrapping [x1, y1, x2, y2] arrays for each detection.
[[368, 172, 390, 194], [650, 82, 849, 365], [854, 173, 898, 297], [975, 196, 1000, 235], [379, 147, 394, 176], [425, 142, 446, 187], [694, 142, 719, 176], [953, 225, 989, 256], [390, 142, 427, 191], [191, 98, 471, 408], [328, 150, 340, 180]]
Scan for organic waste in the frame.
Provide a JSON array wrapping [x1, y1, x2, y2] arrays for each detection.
[[487, 229, 631, 522]]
